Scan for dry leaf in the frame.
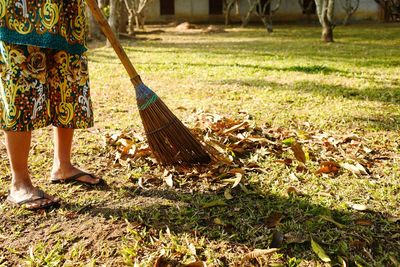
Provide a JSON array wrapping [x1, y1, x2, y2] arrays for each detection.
[[153, 256, 168, 267], [349, 203, 368, 211], [224, 188, 234, 200], [138, 177, 147, 190], [317, 161, 340, 174], [291, 142, 306, 164], [202, 199, 227, 209], [187, 243, 197, 255], [284, 232, 308, 244], [389, 255, 399, 266], [282, 137, 296, 146], [242, 248, 279, 263], [222, 173, 242, 188], [288, 172, 299, 181], [164, 174, 174, 187], [342, 163, 368, 176], [221, 121, 248, 135], [319, 215, 345, 228], [184, 261, 206, 267], [287, 186, 305, 196], [387, 216, 400, 223], [213, 218, 225, 226], [355, 219, 373, 226], [265, 212, 283, 228], [311, 238, 331, 263], [338, 256, 347, 267], [232, 173, 242, 188]]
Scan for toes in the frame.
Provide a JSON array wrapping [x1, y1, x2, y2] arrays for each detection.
[[76, 175, 100, 185]]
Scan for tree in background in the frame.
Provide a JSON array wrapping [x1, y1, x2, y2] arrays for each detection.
[[242, 0, 282, 32], [314, 0, 335, 42], [340, 0, 360, 25], [374, 0, 400, 22], [123, 0, 153, 36], [223, 0, 240, 25], [298, 0, 317, 23], [107, 0, 120, 47]]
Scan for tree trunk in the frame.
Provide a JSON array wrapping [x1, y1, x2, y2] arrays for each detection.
[[86, 5, 103, 40], [315, 0, 335, 42], [119, 1, 128, 33], [322, 24, 333, 42], [340, 0, 360, 25], [241, 0, 257, 27], [224, 0, 236, 25], [107, 0, 119, 47]]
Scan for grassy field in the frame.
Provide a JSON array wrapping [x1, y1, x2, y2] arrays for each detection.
[[0, 23, 399, 266]]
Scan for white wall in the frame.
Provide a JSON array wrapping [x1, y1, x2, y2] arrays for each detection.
[[144, 0, 381, 23]]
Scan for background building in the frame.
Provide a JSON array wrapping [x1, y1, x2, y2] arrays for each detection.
[[143, 0, 382, 23]]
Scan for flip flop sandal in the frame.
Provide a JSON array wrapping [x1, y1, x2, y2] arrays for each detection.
[[50, 172, 103, 185], [6, 189, 60, 211]]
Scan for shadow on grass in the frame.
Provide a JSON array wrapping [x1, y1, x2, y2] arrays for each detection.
[[70, 184, 399, 266], [216, 78, 400, 130], [0, 170, 399, 266]]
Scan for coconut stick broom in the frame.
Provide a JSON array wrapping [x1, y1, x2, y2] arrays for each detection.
[[86, 0, 211, 165]]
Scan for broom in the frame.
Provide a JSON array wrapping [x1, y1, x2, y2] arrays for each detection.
[[86, 0, 211, 165]]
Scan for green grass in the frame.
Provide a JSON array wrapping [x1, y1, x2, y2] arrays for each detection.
[[0, 23, 399, 266]]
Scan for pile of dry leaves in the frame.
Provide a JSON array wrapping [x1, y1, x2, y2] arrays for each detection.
[[104, 111, 398, 191]]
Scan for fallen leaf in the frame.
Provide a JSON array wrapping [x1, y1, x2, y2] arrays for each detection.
[[265, 212, 283, 228], [138, 177, 147, 190], [291, 142, 306, 164], [355, 219, 373, 226], [282, 137, 296, 146], [224, 188, 234, 200], [164, 174, 174, 187], [153, 256, 167, 267], [288, 172, 299, 181], [213, 218, 225, 226], [349, 240, 367, 249], [232, 173, 242, 188], [187, 243, 196, 255], [227, 168, 245, 175], [387, 216, 400, 223], [341, 163, 368, 176], [222, 173, 242, 188], [389, 255, 399, 266], [349, 203, 368, 211], [242, 248, 279, 263], [319, 215, 346, 228], [287, 186, 304, 196], [184, 261, 206, 267], [284, 232, 308, 244], [202, 199, 227, 209], [317, 161, 340, 174], [311, 238, 331, 263], [221, 121, 248, 135], [338, 256, 347, 267]]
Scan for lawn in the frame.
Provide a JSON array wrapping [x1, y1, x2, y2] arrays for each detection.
[[0, 23, 399, 266]]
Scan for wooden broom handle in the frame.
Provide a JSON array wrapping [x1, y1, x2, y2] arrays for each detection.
[[86, 0, 141, 84]]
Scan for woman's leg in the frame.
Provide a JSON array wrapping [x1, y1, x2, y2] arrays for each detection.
[[51, 127, 100, 184], [5, 131, 58, 209]]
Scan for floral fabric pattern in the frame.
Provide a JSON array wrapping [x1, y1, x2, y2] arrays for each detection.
[[0, 0, 86, 54], [0, 41, 93, 131]]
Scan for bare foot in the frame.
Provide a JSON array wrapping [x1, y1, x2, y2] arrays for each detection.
[[50, 166, 101, 185], [8, 186, 60, 210]]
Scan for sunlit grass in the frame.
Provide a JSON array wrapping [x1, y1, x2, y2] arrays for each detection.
[[0, 23, 399, 266]]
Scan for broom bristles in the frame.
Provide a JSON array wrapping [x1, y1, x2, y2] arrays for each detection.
[[135, 82, 211, 165]]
